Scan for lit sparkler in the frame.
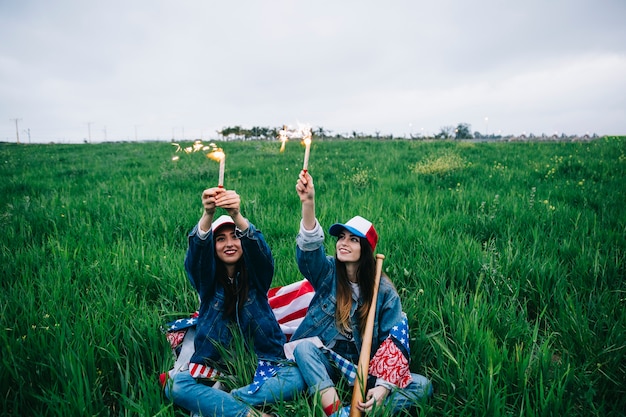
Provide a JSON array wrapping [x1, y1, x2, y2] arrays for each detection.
[[171, 142, 182, 161], [279, 123, 313, 171], [206, 143, 226, 188], [301, 125, 312, 172], [278, 125, 289, 153], [171, 140, 210, 161]]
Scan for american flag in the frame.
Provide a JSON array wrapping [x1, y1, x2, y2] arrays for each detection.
[[369, 315, 413, 388], [161, 279, 315, 387], [248, 360, 279, 394], [268, 279, 314, 341]]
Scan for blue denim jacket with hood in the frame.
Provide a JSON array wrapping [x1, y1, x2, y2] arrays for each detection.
[[291, 219, 403, 358], [184, 222, 286, 366]]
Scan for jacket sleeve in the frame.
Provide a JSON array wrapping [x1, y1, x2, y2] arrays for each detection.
[[295, 219, 334, 290], [184, 224, 217, 302], [239, 222, 274, 293]]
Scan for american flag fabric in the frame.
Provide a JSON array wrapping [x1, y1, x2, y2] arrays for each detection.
[[268, 279, 315, 341], [164, 312, 199, 364], [389, 314, 410, 355], [162, 279, 314, 388], [247, 360, 279, 394], [368, 315, 413, 388], [321, 315, 413, 388], [166, 315, 198, 332], [189, 362, 221, 380]]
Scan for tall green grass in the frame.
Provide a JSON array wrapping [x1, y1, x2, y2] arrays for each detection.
[[1, 137, 624, 416]]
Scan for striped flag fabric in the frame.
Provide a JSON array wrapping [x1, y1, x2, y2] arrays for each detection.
[[268, 279, 315, 341], [189, 362, 221, 380]]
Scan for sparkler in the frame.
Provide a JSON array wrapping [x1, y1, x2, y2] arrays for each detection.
[[206, 144, 226, 188], [279, 123, 313, 171], [171, 140, 210, 161], [301, 125, 312, 172], [171, 143, 182, 161], [172, 140, 226, 187], [278, 125, 289, 153]]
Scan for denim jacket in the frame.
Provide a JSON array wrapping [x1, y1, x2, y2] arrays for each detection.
[[184, 222, 286, 366], [291, 219, 404, 361]]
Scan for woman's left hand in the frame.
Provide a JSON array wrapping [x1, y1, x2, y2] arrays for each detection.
[[356, 385, 390, 412]]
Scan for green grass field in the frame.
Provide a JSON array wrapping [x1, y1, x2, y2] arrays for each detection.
[[1, 137, 625, 416]]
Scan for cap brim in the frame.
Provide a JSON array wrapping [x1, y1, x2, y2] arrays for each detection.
[[329, 223, 366, 239], [213, 222, 235, 233], [211, 215, 235, 233]]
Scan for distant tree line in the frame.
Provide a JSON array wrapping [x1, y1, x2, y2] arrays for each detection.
[[213, 124, 596, 142], [218, 126, 331, 140]]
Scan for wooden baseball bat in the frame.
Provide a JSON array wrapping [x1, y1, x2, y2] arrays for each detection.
[[349, 254, 385, 417]]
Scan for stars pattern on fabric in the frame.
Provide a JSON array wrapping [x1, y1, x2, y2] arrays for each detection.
[[389, 315, 410, 355], [247, 360, 279, 394], [165, 315, 198, 332]]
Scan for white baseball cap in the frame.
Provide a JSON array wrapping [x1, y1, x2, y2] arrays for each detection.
[[211, 215, 235, 233]]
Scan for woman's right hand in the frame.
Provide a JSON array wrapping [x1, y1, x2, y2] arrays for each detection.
[[201, 187, 223, 215]]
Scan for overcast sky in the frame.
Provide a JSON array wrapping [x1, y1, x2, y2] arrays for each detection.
[[1, 0, 625, 143]]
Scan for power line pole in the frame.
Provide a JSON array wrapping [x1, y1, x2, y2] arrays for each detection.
[[10, 118, 21, 143], [86, 122, 93, 143]]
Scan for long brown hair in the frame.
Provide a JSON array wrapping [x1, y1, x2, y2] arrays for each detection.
[[335, 238, 376, 336]]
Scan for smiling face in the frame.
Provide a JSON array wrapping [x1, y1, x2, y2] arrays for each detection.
[[335, 229, 362, 264], [214, 226, 243, 266]]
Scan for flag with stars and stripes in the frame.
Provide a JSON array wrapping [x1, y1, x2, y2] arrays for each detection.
[[161, 280, 314, 389], [268, 279, 314, 341], [247, 360, 280, 394], [166, 315, 198, 332], [389, 314, 411, 356]]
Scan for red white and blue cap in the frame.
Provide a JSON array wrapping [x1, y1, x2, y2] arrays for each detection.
[[211, 214, 235, 233], [329, 215, 378, 251]]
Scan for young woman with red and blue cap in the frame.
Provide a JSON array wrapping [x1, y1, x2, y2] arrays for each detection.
[[291, 171, 432, 416]]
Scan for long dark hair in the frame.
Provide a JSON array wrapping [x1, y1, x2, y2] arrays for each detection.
[[214, 229, 249, 318], [335, 238, 376, 335]]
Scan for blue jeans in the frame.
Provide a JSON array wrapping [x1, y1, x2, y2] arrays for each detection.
[[294, 340, 433, 414], [165, 365, 305, 417]]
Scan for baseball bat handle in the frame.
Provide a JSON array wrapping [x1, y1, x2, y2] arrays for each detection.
[[349, 254, 385, 417]]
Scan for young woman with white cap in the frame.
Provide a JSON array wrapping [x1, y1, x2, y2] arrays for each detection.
[[292, 171, 432, 416], [165, 186, 304, 417]]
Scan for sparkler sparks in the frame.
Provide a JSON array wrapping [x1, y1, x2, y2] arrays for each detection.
[[171, 140, 226, 187], [278, 125, 289, 153], [171, 140, 211, 161], [278, 123, 313, 171]]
